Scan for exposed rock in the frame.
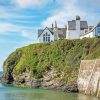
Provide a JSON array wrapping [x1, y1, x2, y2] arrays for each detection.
[[3, 38, 100, 95], [4, 67, 78, 92]]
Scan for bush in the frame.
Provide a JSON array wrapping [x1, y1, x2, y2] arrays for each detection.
[[3, 38, 100, 78]]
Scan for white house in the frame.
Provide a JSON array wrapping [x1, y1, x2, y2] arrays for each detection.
[[38, 21, 66, 43], [38, 16, 100, 43], [66, 16, 88, 39], [80, 22, 100, 39]]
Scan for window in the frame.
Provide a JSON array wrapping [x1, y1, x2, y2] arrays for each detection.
[[43, 34, 45, 42], [96, 27, 100, 35], [48, 34, 50, 42], [43, 32, 50, 42]]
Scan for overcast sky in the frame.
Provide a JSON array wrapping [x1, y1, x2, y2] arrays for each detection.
[[0, 0, 100, 71]]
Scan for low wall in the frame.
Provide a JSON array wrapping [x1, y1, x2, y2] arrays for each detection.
[[77, 59, 100, 97]]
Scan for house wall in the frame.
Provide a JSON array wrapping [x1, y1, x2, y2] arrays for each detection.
[[76, 20, 80, 35], [66, 30, 84, 39], [80, 29, 96, 39], [66, 30, 79, 39], [80, 32, 94, 39], [80, 24, 100, 39], [66, 20, 84, 39], [38, 28, 54, 43], [53, 28, 59, 40]]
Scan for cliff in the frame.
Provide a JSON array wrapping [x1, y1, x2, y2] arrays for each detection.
[[77, 59, 100, 97], [2, 38, 100, 92]]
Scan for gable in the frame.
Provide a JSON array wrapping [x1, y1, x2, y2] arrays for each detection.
[[38, 27, 54, 38]]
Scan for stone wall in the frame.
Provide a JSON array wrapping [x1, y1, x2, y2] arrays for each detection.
[[77, 59, 100, 97]]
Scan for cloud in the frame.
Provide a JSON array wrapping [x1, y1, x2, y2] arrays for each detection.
[[42, 0, 100, 27], [42, 0, 85, 27], [21, 30, 36, 40], [11, 0, 53, 8], [0, 22, 35, 35], [0, 6, 35, 20]]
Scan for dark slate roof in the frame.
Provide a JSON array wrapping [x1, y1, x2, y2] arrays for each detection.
[[38, 27, 66, 39], [68, 20, 76, 30], [80, 21, 88, 30], [57, 28, 66, 38], [68, 20, 88, 30]]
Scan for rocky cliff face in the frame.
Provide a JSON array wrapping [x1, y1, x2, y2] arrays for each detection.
[[77, 59, 100, 97], [3, 39, 100, 94], [8, 67, 78, 92]]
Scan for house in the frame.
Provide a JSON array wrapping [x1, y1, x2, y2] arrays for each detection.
[[38, 16, 100, 42], [38, 21, 66, 43], [66, 16, 88, 39], [80, 22, 100, 39]]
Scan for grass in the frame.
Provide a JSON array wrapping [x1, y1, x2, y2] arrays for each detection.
[[3, 38, 100, 83]]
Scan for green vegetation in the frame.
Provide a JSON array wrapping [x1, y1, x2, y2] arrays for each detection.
[[3, 38, 100, 81]]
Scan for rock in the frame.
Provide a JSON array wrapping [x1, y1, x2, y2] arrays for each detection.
[[2, 67, 78, 92]]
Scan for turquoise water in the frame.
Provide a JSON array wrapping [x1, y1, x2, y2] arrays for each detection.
[[0, 72, 3, 77], [0, 83, 99, 100]]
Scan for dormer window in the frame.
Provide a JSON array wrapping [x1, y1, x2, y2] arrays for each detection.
[[43, 32, 50, 42]]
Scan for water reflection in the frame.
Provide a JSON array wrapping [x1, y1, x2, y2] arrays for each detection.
[[0, 83, 99, 100], [77, 93, 99, 100]]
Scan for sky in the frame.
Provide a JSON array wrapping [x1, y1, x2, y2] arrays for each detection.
[[0, 0, 100, 71]]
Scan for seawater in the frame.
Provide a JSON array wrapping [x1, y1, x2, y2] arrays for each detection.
[[0, 83, 99, 100]]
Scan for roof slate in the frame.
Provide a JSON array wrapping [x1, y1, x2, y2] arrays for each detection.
[[68, 20, 76, 30], [68, 20, 88, 30], [38, 28, 66, 39]]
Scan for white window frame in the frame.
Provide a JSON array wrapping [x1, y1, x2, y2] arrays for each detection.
[[43, 32, 50, 42]]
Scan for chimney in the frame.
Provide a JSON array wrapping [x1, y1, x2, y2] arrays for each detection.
[[76, 16, 81, 36], [52, 23, 54, 29], [53, 21, 58, 40], [54, 20, 57, 28], [65, 25, 67, 29], [76, 16, 80, 20]]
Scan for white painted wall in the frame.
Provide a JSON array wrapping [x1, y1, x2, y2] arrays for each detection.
[[66, 30, 84, 39], [80, 29, 96, 39], [66, 20, 85, 39], [66, 30, 79, 39], [76, 20, 80, 35], [38, 28, 54, 43]]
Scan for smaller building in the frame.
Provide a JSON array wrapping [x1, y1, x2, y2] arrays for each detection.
[[38, 21, 66, 43], [80, 22, 100, 39], [66, 16, 88, 39]]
